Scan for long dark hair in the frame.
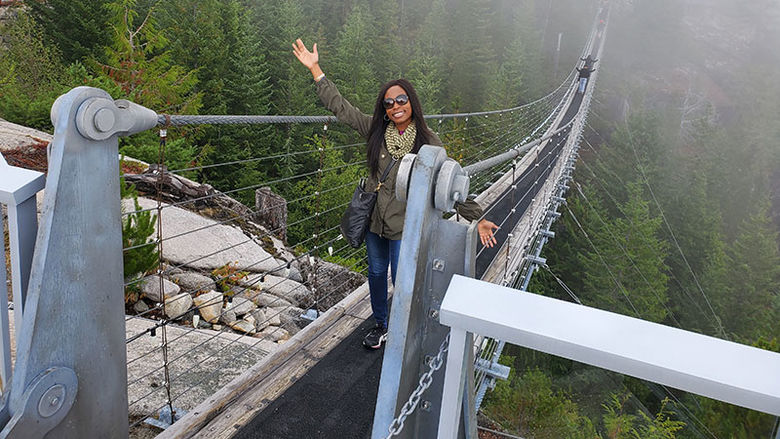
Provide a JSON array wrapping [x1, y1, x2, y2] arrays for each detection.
[[366, 79, 435, 177]]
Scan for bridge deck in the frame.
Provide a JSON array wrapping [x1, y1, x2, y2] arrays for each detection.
[[210, 40, 596, 439]]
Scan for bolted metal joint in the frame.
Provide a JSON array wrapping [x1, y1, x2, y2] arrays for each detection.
[[69, 91, 158, 141], [435, 159, 470, 212], [395, 153, 418, 202]]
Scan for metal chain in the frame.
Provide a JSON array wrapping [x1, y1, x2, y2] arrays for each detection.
[[385, 335, 450, 439]]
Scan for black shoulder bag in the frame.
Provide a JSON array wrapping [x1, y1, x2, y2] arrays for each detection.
[[340, 158, 398, 248]]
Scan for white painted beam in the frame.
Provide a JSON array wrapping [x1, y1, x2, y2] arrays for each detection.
[[440, 275, 780, 417]]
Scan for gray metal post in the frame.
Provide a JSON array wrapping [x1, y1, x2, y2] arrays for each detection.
[[0, 87, 157, 438], [372, 145, 478, 439]]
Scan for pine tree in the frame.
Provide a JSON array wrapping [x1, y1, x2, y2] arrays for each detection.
[[26, 0, 112, 64], [580, 183, 670, 323], [405, 0, 448, 114], [486, 32, 526, 109], [482, 366, 598, 439], [445, 0, 497, 111], [330, 2, 378, 110], [0, 9, 67, 129], [718, 201, 780, 342]]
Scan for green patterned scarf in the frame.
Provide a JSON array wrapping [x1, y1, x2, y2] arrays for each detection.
[[384, 120, 417, 159]]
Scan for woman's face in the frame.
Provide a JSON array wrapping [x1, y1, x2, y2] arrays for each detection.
[[384, 85, 413, 128]]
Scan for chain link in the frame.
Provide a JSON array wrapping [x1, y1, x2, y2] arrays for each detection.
[[385, 335, 450, 439]]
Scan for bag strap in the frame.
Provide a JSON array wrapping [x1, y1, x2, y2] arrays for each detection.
[[375, 158, 398, 191]]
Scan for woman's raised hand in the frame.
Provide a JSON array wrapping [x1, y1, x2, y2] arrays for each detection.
[[292, 39, 323, 80]]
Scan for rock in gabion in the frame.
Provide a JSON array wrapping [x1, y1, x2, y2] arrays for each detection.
[[164, 293, 193, 319], [229, 296, 256, 316], [133, 300, 149, 314], [141, 275, 181, 303], [230, 320, 256, 334], [219, 309, 237, 325], [171, 272, 217, 293], [193, 291, 223, 323], [239, 290, 293, 309], [250, 309, 270, 331], [260, 326, 290, 342]]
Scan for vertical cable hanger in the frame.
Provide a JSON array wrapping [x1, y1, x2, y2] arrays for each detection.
[[312, 125, 327, 318], [156, 122, 175, 421]]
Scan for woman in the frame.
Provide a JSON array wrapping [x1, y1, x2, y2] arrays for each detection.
[[293, 39, 499, 349]]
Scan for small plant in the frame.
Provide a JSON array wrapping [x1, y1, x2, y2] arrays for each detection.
[[212, 262, 248, 293], [121, 175, 158, 302]]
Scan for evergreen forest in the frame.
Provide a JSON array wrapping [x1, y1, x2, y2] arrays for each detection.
[[1, 0, 778, 437]]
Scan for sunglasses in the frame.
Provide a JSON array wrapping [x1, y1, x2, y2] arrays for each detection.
[[382, 94, 409, 109]]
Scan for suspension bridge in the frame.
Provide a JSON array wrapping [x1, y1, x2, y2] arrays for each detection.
[[0, 6, 779, 439]]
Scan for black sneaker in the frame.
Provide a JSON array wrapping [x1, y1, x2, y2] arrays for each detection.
[[363, 325, 388, 349]]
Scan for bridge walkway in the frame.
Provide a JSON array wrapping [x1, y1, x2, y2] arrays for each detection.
[[194, 27, 601, 439]]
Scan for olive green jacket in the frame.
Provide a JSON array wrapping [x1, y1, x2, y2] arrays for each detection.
[[316, 76, 483, 240]]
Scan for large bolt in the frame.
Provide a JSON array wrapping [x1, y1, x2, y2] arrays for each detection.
[[38, 384, 66, 418], [93, 108, 115, 132]]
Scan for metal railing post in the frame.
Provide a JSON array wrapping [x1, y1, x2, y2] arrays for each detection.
[[0, 87, 157, 438], [371, 146, 478, 439]]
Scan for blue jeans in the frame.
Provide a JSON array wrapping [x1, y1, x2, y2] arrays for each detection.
[[365, 231, 401, 328], [578, 77, 588, 93]]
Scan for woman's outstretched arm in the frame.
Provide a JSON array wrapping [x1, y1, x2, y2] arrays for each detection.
[[292, 38, 372, 136]]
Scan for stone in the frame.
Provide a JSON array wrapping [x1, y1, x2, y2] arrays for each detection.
[[277, 306, 306, 334], [212, 324, 222, 331], [163, 264, 185, 275], [0, 119, 52, 153], [229, 296, 256, 316], [240, 274, 312, 307], [124, 198, 281, 273], [219, 309, 237, 325], [170, 272, 217, 294], [193, 291, 223, 323], [287, 266, 304, 283], [266, 307, 284, 326], [141, 275, 181, 303], [238, 290, 292, 309], [250, 309, 270, 331], [260, 326, 290, 342], [133, 300, 149, 314], [230, 320, 256, 334], [244, 314, 256, 326], [164, 293, 193, 320], [308, 259, 367, 310]]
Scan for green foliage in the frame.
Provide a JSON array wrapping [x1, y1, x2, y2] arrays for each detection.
[[602, 394, 684, 439], [717, 201, 780, 341], [26, 0, 112, 64], [483, 365, 598, 439], [120, 176, 158, 284], [445, 0, 497, 111], [287, 135, 364, 245], [99, 0, 201, 113], [0, 10, 68, 130], [330, 2, 378, 110], [211, 262, 249, 293]]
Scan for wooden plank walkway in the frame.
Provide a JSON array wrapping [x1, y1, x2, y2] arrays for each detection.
[[158, 284, 374, 439]]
